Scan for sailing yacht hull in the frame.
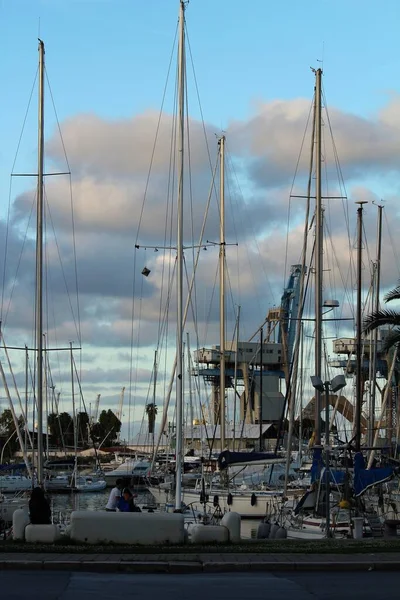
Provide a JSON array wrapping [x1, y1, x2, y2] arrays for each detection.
[[149, 485, 284, 518], [0, 476, 32, 493]]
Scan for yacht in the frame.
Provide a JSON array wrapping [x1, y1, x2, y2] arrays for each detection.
[[103, 458, 151, 487]]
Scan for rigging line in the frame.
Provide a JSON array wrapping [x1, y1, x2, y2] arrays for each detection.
[[383, 208, 400, 277], [283, 96, 314, 290], [184, 70, 199, 337], [44, 70, 72, 174], [151, 158, 219, 463], [43, 193, 62, 391], [132, 250, 146, 445], [322, 86, 354, 293], [43, 188, 81, 341], [203, 264, 219, 348], [157, 65, 178, 345], [128, 34, 178, 443], [1, 68, 39, 320], [226, 146, 275, 308], [68, 173, 82, 348], [185, 26, 218, 187], [224, 148, 242, 310], [2, 194, 36, 329], [134, 23, 178, 247]]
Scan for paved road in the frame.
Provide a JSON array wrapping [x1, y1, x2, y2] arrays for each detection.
[[0, 571, 399, 599]]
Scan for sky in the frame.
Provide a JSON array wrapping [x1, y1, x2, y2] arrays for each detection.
[[0, 0, 400, 441]]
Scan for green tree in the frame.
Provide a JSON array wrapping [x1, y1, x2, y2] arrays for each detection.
[[92, 409, 121, 446], [0, 409, 24, 460], [364, 282, 400, 350], [76, 411, 90, 446], [47, 412, 74, 448]]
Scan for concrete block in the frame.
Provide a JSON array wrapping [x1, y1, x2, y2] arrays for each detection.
[[69, 511, 185, 545], [25, 524, 61, 543], [190, 524, 229, 544]]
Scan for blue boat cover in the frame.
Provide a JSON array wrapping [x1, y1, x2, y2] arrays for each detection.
[[354, 452, 395, 497], [0, 463, 27, 472], [310, 447, 324, 483]]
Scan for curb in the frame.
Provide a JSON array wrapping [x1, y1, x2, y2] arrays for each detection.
[[0, 560, 399, 573]]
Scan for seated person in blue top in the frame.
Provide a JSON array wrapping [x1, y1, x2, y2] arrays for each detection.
[[117, 488, 142, 512]]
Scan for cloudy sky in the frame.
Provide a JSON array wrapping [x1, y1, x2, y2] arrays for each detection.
[[0, 0, 399, 440]]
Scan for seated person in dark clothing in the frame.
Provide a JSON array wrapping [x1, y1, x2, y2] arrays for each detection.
[[29, 486, 51, 524], [117, 488, 141, 513]]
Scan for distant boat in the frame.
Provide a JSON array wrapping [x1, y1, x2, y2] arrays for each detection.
[[75, 475, 107, 493], [0, 475, 32, 493], [103, 458, 151, 487]]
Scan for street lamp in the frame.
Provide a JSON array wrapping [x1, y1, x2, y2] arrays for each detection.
[[310, 373, 346, 537]]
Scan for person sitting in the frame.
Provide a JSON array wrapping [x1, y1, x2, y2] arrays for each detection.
[[117, 488, 141, 513], [29, 486, 51, 525], [105, 478, 123, 512]]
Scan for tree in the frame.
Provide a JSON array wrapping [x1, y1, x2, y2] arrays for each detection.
[[76, 411, 90, 446], [145, 403, 158, 434], [364, 281, 400, 351], [47, 412, 74, 448], [91, 409, 121, 446], [0, 409, 24, 460]]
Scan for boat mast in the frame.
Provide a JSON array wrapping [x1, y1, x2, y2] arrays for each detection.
[[70, 342, 78, 487], [36, 39, 45, 486], [314, 68, 323, 447], [174, 0, 186, 510], [355, 201, 367, 451], [368, 204, 383, 448], [219, 135, 226, 451]]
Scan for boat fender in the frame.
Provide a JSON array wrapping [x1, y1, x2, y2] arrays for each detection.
[[227, 493, 233, 506], [256, 522, 270, 539], [251, 493, 257, 506], [213, 495, 219, 507], [275, 526, 287, 539]]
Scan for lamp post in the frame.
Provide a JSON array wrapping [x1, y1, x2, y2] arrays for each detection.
[[311, 373, 346, 537]]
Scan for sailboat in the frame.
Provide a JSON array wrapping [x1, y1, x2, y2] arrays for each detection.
[[282, 69, 397, 540]]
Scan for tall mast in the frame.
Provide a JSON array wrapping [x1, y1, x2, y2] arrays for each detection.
[[314, 68, 323, 446], [174, 0, 186, 510], [70, 342, 77, 487], [368, 204, 383, 447], [36, 39, 45, 486], [219, 135, 226, 451], [355, 201, 367, 451], [186, 333, 194, 443]]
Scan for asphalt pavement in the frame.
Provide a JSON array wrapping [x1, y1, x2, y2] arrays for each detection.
[[1, 571, 400, 599]]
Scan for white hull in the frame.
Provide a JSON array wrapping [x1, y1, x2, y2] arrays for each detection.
[[0, 476, 32, 493], [76, 480, 107, 493], [149, 486, 283, 518], [0, 497, 29, 522]]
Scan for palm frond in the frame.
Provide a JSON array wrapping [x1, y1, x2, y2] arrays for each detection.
[[382, 330, 400, 353], [384, 283, 400, 303], [363, 309, 400, 334]]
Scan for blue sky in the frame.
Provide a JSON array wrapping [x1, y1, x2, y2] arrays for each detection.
[[1, 0, 399, 216], [1, 0, 400, 436], [1, 0, 399, 137]]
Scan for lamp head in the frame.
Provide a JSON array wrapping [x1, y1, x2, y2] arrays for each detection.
[[331, 374, 346, 393], [311, 375, 324, 393]]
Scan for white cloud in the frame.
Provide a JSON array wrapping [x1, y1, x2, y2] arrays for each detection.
[[3, 95, 400, 435]]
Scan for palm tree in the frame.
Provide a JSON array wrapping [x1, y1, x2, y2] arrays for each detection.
[[145, 403, 158, 434], [363, 281, 400, 350]]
